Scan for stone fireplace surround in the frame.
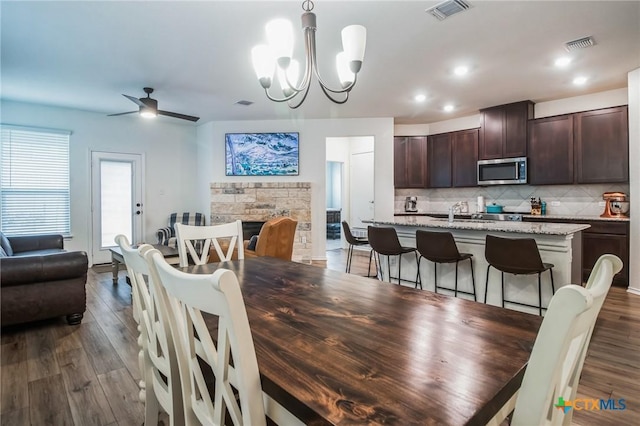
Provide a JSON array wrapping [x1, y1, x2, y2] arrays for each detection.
[[210, 182, 311, 263]]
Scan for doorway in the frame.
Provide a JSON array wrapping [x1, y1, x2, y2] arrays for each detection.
[[326, 161, 343, 251], [326, 136, 375, 251], [91, 152, 144, 264]]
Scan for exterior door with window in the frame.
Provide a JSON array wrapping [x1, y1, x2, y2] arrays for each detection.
[[91, 152, 144, 264]]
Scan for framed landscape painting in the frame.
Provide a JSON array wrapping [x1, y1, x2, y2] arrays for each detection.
[[225, 132, 299, 176]]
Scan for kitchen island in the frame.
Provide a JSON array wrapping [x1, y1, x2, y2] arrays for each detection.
[[363, 216, 590, 315]]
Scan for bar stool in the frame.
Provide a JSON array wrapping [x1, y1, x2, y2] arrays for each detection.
[[484, 234, 555, 316], [367, 226, 417, 285], [341, 221, 375, 276], [415, 230, 476, 300]]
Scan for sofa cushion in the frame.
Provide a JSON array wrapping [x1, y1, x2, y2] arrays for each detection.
[[0, 233, 13, 256], [11, 248, 66, 257]]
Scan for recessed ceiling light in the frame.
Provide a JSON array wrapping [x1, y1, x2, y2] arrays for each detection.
[[414, 94, 427, 102], [443, 104, 454, 112], [453, 66, 469, 76], [554, 57, 572, 68], [573, 76, 588, 85]]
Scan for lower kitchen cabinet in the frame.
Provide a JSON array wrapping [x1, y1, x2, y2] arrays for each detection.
[[524, 217, 629, 286]]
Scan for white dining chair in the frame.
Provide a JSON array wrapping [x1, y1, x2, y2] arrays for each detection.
[[175, 220, 244, 267], [114, 235, 184, 426], [145, 249, 304, 426], [488, 254, 622, 426]]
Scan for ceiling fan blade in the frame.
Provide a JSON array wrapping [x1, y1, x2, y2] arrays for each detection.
[[158, 110, 200, 122], [123, 94, 146, 108], [108, 111, 138, 117]]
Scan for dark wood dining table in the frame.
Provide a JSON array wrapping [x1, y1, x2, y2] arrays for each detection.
[[182, 257, 542, 425]]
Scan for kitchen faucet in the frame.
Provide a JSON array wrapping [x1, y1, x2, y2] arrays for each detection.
[[448, 202, 464, 224]]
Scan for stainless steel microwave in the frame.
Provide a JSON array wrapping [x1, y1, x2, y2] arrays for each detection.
[[477, 157, 527, 185]]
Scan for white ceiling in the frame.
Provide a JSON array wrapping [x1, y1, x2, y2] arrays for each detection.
[[1, 0, 639, 125]]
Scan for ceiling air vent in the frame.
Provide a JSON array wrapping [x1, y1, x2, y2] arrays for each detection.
[[564, 36, 596, 52], [235, 100, 254, 106], [426, 0, 472, 21]]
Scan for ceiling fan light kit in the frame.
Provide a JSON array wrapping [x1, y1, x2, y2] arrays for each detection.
[[251, 0, 366, 109], [108, 87, 199, 122]]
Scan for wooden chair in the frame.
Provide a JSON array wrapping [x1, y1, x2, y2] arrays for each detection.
[[488, 254, 623, 426], [175, 220, 244, 267], [114, 235, 184, 426], [244, 216, 298, 261], [145, 249, 304, 426]]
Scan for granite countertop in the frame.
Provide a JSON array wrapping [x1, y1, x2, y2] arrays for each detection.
[[368, 216, 590, 236], [394, 211, 630, 222]]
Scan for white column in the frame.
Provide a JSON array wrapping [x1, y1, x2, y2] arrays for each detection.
[[628, 68, 640, 295]]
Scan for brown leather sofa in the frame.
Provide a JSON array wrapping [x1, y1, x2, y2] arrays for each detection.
[[1, 232, 88, 327]]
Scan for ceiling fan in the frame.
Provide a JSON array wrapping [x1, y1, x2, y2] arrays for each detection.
[[108, 87, 200, 122]]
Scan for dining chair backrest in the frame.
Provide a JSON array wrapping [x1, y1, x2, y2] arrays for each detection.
[[510, 254, 622, 425], [485, 234, 546, 274], [145, 249, 266, 426], [415, 230, 461, 263], [367, 226, 403, 256], [114, 235, 184, 425], [175, 220, 244, 267]]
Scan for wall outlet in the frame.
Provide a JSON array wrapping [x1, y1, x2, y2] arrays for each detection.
[[551, 201, 561, 207], [301, 236, 307, 243]]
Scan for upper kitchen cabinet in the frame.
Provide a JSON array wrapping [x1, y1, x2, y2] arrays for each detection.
[[479, 101, 534, 160], [394, 136, 427, 188], [452, 129, 479, 187], [427, 133, 451, 188], [528, 114, 574, 185], [575, 105, 629, 184], [426, 129, 479, 188]]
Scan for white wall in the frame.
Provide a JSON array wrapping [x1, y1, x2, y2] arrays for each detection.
[[628, 69, 640, 295], [196, 117, 394, 261], [1, 101, 198, 261]]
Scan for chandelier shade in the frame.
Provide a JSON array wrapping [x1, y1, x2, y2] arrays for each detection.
[[251, 0, 366, 109]]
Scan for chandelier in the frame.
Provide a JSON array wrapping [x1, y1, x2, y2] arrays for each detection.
[[251, 0, 366, 109]]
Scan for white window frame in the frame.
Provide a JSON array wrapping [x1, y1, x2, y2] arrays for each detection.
[[0, 124, 71, 236]]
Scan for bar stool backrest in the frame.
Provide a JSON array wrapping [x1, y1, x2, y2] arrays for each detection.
[[485, 234, 545, 274], [416, 230, 461, 263], [342, 221, 366, 245], [367, 226, 403, 256]]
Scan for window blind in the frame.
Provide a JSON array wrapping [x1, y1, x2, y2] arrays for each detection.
[[1, 126, 71, 236]]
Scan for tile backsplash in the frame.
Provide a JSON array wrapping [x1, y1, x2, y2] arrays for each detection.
[[395, 184, 630, 216]]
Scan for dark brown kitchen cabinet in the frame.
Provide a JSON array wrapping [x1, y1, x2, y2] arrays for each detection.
[[528, 114, 574, 185], [452, 129, 479, 187], [575, 105, 628, 184], [524, 217, 629, 287], [426, 128, 479, 188], [394, 136, 427, 188], [427, 133, 451, 188], [479, 101, 533, 160]]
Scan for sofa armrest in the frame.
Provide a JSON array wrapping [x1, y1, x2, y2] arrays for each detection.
[[8, 234, 64, 254], [0, 251, 88, 287], [156, 227, 173, 245]]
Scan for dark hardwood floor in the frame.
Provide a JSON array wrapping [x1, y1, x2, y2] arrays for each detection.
[[1, 248, 638, 425]]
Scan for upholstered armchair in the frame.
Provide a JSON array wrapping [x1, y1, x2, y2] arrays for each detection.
[[244, 217, 298, 261], [156, 212, 206, 248]]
